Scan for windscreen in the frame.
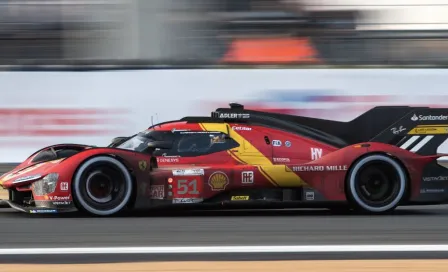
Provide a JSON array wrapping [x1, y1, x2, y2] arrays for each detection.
[[116, 131, 173, 152]]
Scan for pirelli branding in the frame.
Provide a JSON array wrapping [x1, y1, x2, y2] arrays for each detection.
[[292, 165, 348, 172]]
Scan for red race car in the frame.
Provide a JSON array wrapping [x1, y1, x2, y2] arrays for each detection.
[[1, 103, 448, 216]]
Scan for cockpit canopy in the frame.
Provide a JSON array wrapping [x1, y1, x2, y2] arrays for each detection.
[[115, 130, 238, 156]]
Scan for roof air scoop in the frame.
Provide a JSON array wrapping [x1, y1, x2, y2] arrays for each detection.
[[211, 103, 248, 120], [229, 103, 244, 110]]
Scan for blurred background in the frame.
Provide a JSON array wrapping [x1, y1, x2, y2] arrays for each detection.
[[1, 0, 448, 165], [1, 0, 448, 66]]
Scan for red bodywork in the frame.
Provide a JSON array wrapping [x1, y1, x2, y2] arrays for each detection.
[[0, 118, 445, 214]]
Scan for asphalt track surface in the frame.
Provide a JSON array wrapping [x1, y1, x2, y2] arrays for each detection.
[[2, 205, 448, 263]]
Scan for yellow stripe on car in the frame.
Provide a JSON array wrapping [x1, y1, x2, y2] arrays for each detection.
[[200, 123, 306, 187], [408, 126, 448, 135]]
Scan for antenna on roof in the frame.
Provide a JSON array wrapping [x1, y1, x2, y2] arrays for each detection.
[[151, 115, 154, 127]]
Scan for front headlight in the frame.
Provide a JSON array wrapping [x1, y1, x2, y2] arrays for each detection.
[[32, 173, 59, 196]]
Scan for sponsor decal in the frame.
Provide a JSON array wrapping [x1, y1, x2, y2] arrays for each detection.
[[408, 126, 448, 135], [273, 158, 290, 163], [218, 113, 250, 119], [138, 161, 147, 171], [272, 140, 282, 147], [172, 198, 203, 204], [150, 185, 164, 199], [52, 201, 71, 206], [60, 182, 68, 191], [231, 196, 249, 201], [30, 209, 57, 214], [241, 171, 254, 184], [174, 178, 202, 198], [171, 128, 190, 132], [305, 191, 315, 201], [311, 148, 322, 160], [323, 165, 348, 171], [292, 165, 348, 172], [420, 188, 445, 194], [208, 171, 229, 191], [48, 195, 71, 201], [411, 114, 448, 121], [172, 169, 204, 176], [423, 176, 448, 182], [391, 126, 406, 135], [179, 131, 220, 135], [157, 157, 180, 163], [232, 126, 252, 131], [285, 141, 291, 147]]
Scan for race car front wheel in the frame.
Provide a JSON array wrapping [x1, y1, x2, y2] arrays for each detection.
[[73, 156, 133, 216], [346, 154, 407, 214]]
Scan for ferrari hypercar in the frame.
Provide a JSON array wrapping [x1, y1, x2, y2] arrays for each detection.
[[1, 103, 448, 216]]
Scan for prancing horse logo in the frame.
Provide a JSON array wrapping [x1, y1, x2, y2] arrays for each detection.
[[139, 161, 147, 171]]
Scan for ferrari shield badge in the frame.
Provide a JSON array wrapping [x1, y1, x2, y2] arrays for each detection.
[[139, 161, 147, 171]]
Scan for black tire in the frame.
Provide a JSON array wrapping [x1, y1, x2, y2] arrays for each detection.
[[346, 154, 407, 214], [73, 156, 133, 216]]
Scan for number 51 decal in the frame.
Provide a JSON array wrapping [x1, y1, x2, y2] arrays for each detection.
[[177, 179, 200, 195], [173, 177, 203, 198]]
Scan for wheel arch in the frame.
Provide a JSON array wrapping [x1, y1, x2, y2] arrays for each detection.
[[344, 151, 412, 206], [70, 153, 138, 211]]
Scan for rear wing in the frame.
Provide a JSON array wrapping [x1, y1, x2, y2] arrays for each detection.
[[369, 107, 448, 156]]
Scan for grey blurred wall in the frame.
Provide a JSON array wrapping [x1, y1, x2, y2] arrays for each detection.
[[61, 0, 221, 62]]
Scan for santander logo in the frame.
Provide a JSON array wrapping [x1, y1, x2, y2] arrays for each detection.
[[411, 113, 448, 121]]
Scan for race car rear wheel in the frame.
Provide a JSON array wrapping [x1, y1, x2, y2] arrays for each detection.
[[347, 154, 407, 214], [73, 156, 133, 216]]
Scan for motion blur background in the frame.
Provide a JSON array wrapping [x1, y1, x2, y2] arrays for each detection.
[[2, 0, 448, 65], [1, 0, 448, 166]]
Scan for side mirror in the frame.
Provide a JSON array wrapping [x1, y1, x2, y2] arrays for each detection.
[[109, 136, 129, 147]]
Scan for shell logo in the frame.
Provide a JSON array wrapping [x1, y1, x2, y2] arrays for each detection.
[[208, 171, 229, 191]]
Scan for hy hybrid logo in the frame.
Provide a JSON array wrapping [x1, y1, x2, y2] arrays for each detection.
[[411, 113, 448, 121], [311, 148, 323, 161]]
